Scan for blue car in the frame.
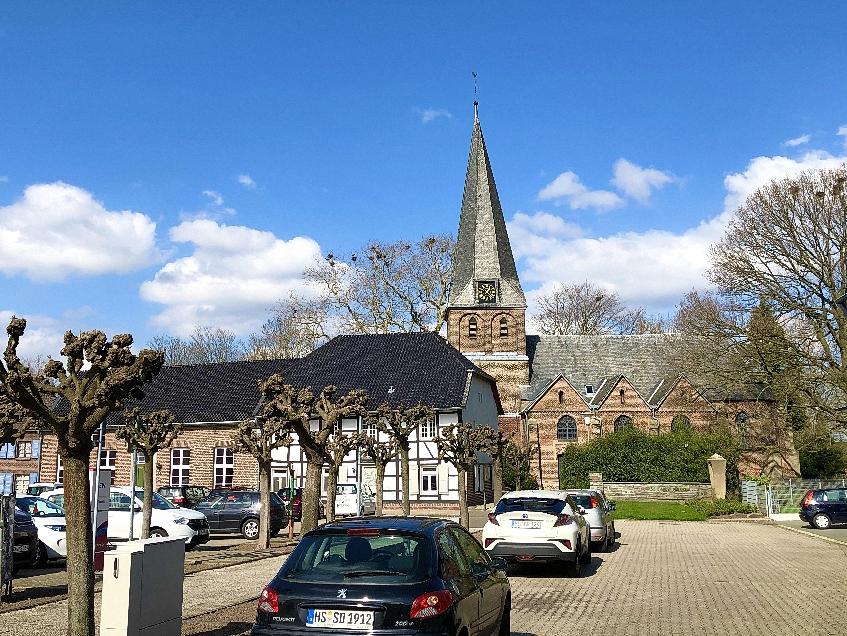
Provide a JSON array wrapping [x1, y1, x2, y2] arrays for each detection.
[[251, 517, 511, 636], [800, 488, 847, 529]]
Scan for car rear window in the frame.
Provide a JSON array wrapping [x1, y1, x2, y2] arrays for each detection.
[[280, 532, 431, 584], [494, 497, 567, 514]]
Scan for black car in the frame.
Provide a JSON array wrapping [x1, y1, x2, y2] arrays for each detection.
[[195, 490, 287, 539], [276, 488, 325, 521], [800, 488, 847, 529], [12, 508, 39, 574], [251, 517, 511, 636], [157, 485, 211, 508]]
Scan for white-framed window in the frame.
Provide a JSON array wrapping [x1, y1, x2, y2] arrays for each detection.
[[171, 448, 190, 486], [99, 449, 117, 484], [56, 456, 64, 484], [213, 447, 234, 488], [421, 466, 438, 492], [419, 419, 437, 440], [363, 420, 377, 437], [15, 474, 29, 493], [16, 441, 32, 459]]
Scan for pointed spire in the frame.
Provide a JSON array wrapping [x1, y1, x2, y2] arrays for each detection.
[[448, 106, 526, 308]]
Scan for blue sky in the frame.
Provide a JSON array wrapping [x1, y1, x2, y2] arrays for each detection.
[[2, 2, 847, 358]]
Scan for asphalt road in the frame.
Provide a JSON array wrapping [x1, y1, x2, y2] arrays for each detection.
[[776, 518, 847, 543]]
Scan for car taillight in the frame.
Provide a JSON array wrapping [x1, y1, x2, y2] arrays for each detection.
[[258, 586, 278, 613], [589, 495, 598, 508], [485, 538, 495, 548], [553, 514, 571, 527], [487, 513, 499, 526], [802, 491, 815, 507], [410, 590, 452, 619]]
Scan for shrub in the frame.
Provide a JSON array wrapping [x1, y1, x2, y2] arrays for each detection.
[[683, 499, 757, 517], [558, 428, 742, 492], [799, 445, 846, 478]]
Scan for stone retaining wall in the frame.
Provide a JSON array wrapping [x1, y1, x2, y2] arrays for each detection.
[[600, 481, 714, 501]]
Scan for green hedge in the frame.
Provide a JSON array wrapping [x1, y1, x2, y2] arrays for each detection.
[[558, 428, 742, 492], [683, 499, 757, 517]]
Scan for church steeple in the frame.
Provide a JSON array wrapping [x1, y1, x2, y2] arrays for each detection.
[[448, 103, 526, 309]]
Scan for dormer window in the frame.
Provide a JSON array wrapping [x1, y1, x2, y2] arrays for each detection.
[[468, 317, 478, 338], [499, 318, 508, 338]]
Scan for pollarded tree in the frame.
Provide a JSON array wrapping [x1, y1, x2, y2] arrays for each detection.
[[230, 405, 293, 548], [324, 431, 360, 522], [372, 401, 434, 516], [477, 425, 512, 503], [0, 318, 164, 636], [0, 391, 35, 446], [259, 375, 369, 533], [115, 408, 183, 539], [355, 427, 399, 516], [436, 422, 491, 528]]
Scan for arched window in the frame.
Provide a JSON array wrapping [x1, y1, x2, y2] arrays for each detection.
[[558, 390, 564, 405], [736, 412, 750, 449], [557, 415, 577, 441], [619, 389, 625, 405], [499, 317, 508, 338], [671, 415, 691, 433], [614, 415, 633, 432], [468, 317, 477, 338]]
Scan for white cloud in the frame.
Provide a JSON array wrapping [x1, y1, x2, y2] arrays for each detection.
[[0, 176, 8, 182], [202, 190, 224, 206], [784, 134, 811, 147], [0, 182, 161, 282], [838, 125, 847, 145], [414, 108, 452, 123], [0, 310, 65, 360], [507, 212, 583, 260], [237, 174, 256, 189], [537, 171, 624, 212], [181, 190, 236, 221], [610, 159, 675, 203], [723, 150, 847, 213], [139, 220, 323, 335]]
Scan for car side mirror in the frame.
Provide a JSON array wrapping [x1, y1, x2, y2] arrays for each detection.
[[491, 557, 507, 573]]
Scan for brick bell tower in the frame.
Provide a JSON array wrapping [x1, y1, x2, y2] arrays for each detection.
[[446, 102, 529, 415]]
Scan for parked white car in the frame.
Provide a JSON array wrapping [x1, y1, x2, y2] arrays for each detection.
[[334, 483, 376, 517], [42, 486, 210, 549], [14, 495, 67, 566], [482, 490, 591, 576]]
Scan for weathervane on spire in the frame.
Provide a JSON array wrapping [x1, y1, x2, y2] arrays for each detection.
[[472, 72, 478, 118], [473, 71, 477, 96]]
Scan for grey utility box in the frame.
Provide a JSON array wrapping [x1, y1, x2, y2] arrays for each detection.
[[100, 536, 185, 636]]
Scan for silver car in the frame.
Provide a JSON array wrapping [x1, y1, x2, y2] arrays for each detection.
[[564, 489, 616, 551]]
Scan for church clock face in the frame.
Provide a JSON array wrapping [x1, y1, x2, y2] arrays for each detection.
[[476, 281, 497, 303]]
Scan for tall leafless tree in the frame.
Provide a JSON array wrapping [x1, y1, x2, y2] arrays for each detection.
[[115, 408, 183, 539], [148, 325, 246, 365], [1, 318, 163, 636], [532, 281, 667, 335], [306, 233, 454, 334], [245, 294, 330, 360]]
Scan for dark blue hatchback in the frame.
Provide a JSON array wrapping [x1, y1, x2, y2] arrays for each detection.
[[800, 488, 847, 529], [252, 517, 510, 636]]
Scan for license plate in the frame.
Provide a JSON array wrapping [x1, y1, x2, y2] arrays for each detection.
[[13, 545, 29, 553], [306, 609, 374, 629], [511, 520, 541, 529]]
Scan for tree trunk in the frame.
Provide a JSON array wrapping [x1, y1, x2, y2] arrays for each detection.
[[141, 450, 154, 539], [63, 453, 95, 636], [400, 443, 410, 516], [374, 461, 386, 516], [257, 459, 271, 549], [458, 468, 469, 529], [493, 452, 503, 502], [300, 450, 323, 533], [325, 463, 340, 522]]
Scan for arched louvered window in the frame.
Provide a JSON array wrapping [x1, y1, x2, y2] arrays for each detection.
[[499, 317, 508, 338], [614, 415, 633, 432], [671, 415, 691, 433], [468, 317, 477, 338], [557, 415, 578, 441], [736, 412, 750, 449]]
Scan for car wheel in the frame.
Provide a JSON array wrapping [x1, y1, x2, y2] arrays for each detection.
[[242, 518, 260, 540], [579, 540, 592, 565], [270, 529, 281, 538], [567, 545, 582, 578], [149, 527, 168, 538], [497, 594, 511, 636], [608, 523, 616, 546], [812, 513, 832, 530], [33, 541, 48, 568]]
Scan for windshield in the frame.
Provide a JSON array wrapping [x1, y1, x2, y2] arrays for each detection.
[[280, 532, 431, 584], [134, 489, 177, 510], [568, 495, 597, 509], [495, 497, 567, 515], [18, 497, 65, 517]]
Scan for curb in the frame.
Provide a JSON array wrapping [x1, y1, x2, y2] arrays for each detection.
[[776, 523, 847, 548]]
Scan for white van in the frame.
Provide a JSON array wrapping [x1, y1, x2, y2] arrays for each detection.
[[42, 486, 210, 548], [334, 483, 376, 517]]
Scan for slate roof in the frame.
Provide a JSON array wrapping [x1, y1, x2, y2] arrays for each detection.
[[63, 332, 500, 427], [448, 104, 526, 308]]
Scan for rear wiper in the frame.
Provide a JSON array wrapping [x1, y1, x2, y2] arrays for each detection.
[[344, 570, 405, 578]]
